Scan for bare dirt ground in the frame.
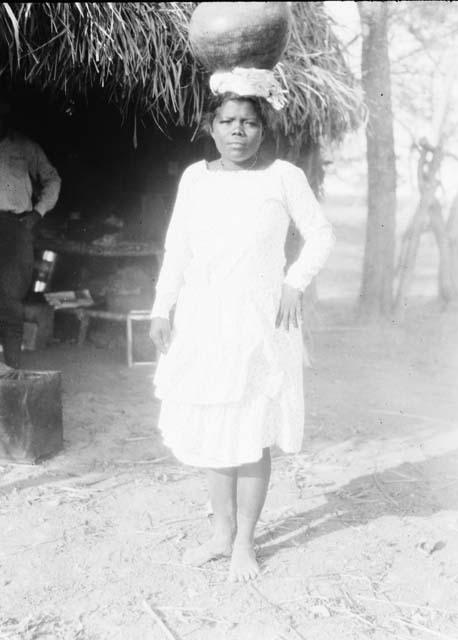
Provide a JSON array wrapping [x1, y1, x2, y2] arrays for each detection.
[[1, 300, 457, 640]]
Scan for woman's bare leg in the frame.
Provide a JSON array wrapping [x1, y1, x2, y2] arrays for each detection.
[[229, 448, 271, 581], [183, 467, 237, 566]]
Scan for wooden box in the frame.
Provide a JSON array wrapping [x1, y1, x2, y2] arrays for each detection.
[[0, 371, 63, 463]]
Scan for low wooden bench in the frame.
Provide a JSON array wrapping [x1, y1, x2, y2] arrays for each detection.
[[58, 308, 155, 366]]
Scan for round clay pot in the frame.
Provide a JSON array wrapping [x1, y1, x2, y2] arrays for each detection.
[[189, 2, 292, 72]]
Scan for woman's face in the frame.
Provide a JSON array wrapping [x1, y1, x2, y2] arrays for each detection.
[[210, 99, 264, 166]]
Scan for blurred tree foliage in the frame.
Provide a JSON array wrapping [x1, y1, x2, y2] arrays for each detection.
[[357, 1, 458, 318], [389, 1, 458, 146], [389, 1, 458, 313]]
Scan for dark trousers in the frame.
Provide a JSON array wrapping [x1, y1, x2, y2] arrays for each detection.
[[0, 212, 34, 368]]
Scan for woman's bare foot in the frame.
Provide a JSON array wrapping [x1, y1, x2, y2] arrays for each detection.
[[228, 542, 260, 582], [182, 534, 233, 567]]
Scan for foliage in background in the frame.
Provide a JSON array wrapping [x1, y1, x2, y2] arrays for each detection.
[[0, 2, 362, 146], [389, 0, 458, 149]]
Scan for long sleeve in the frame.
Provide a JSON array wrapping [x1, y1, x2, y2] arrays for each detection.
[[151, 168, 193, 319], [281, 163, 335, 291], [29, 142, 61, 216]]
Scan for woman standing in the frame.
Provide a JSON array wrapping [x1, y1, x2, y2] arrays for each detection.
[[150, 72, 335, 582]]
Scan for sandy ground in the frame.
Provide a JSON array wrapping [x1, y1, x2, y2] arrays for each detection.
[[0, 300, 457, 640]]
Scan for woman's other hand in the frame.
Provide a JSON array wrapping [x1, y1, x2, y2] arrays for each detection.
[[150, 317, 171, 354], [276, 284, 302, 331]]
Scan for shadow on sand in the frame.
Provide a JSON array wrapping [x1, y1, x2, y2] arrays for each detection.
[[257, 449, 458, 559]]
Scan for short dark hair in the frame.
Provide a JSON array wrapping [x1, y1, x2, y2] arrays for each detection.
[[200, 92, 275, 136]]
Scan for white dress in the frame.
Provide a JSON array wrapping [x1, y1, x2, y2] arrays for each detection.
[[151, 159, 335, 468]]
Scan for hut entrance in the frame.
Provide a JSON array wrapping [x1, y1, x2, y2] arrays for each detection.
[[5, 83, 204, 357]]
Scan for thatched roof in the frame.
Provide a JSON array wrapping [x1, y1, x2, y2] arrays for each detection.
[[0, 2, 362, 145]]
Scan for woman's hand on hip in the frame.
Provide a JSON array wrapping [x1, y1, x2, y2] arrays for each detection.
[[150, 317, 171, 354], [276, 284, 302, 331]]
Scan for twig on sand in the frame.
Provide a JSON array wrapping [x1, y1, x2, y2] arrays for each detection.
[[156, 606, 206, 613], [335, 605, 382, 631], [372, 473, 399, 507], [115, 456, 172, 465], [249, 584, 308, 640], [147, 560, 226, 575], [393, 617, 458, 640], [339, 587, 381, 630], [338, 587, 407, 639], [357, 595, 458, 617], [148, 515, 206, 531], [382, 478, 420, 484], [315, 326, 372, 332], [387, 468, 422, 482], [143, 599, 181, 640], [157, 606, 231, 626], [0, 523, 85, 560], [370, 409, 457, 429]]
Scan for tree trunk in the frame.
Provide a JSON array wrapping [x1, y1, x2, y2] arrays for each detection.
[[392, 204, 428, 318], [446, 193, 458, 302], [428, 199, 457, 306], [358, 2, 397, 319], [392, 146, 438, 318]]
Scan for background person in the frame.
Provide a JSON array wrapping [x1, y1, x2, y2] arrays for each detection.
[[0, 101, 61, 368]]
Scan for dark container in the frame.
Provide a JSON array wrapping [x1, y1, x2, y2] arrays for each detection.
[[0, 371, 63, 463]]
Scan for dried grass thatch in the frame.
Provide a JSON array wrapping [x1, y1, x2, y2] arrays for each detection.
[[0, 2, 362, 146], [278, 2, 363, 145]]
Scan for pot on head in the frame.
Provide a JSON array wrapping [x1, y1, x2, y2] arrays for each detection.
[[189, 2, 292, 72]]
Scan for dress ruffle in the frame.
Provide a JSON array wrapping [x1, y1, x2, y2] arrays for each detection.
[[157, 340, 304, 468]]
